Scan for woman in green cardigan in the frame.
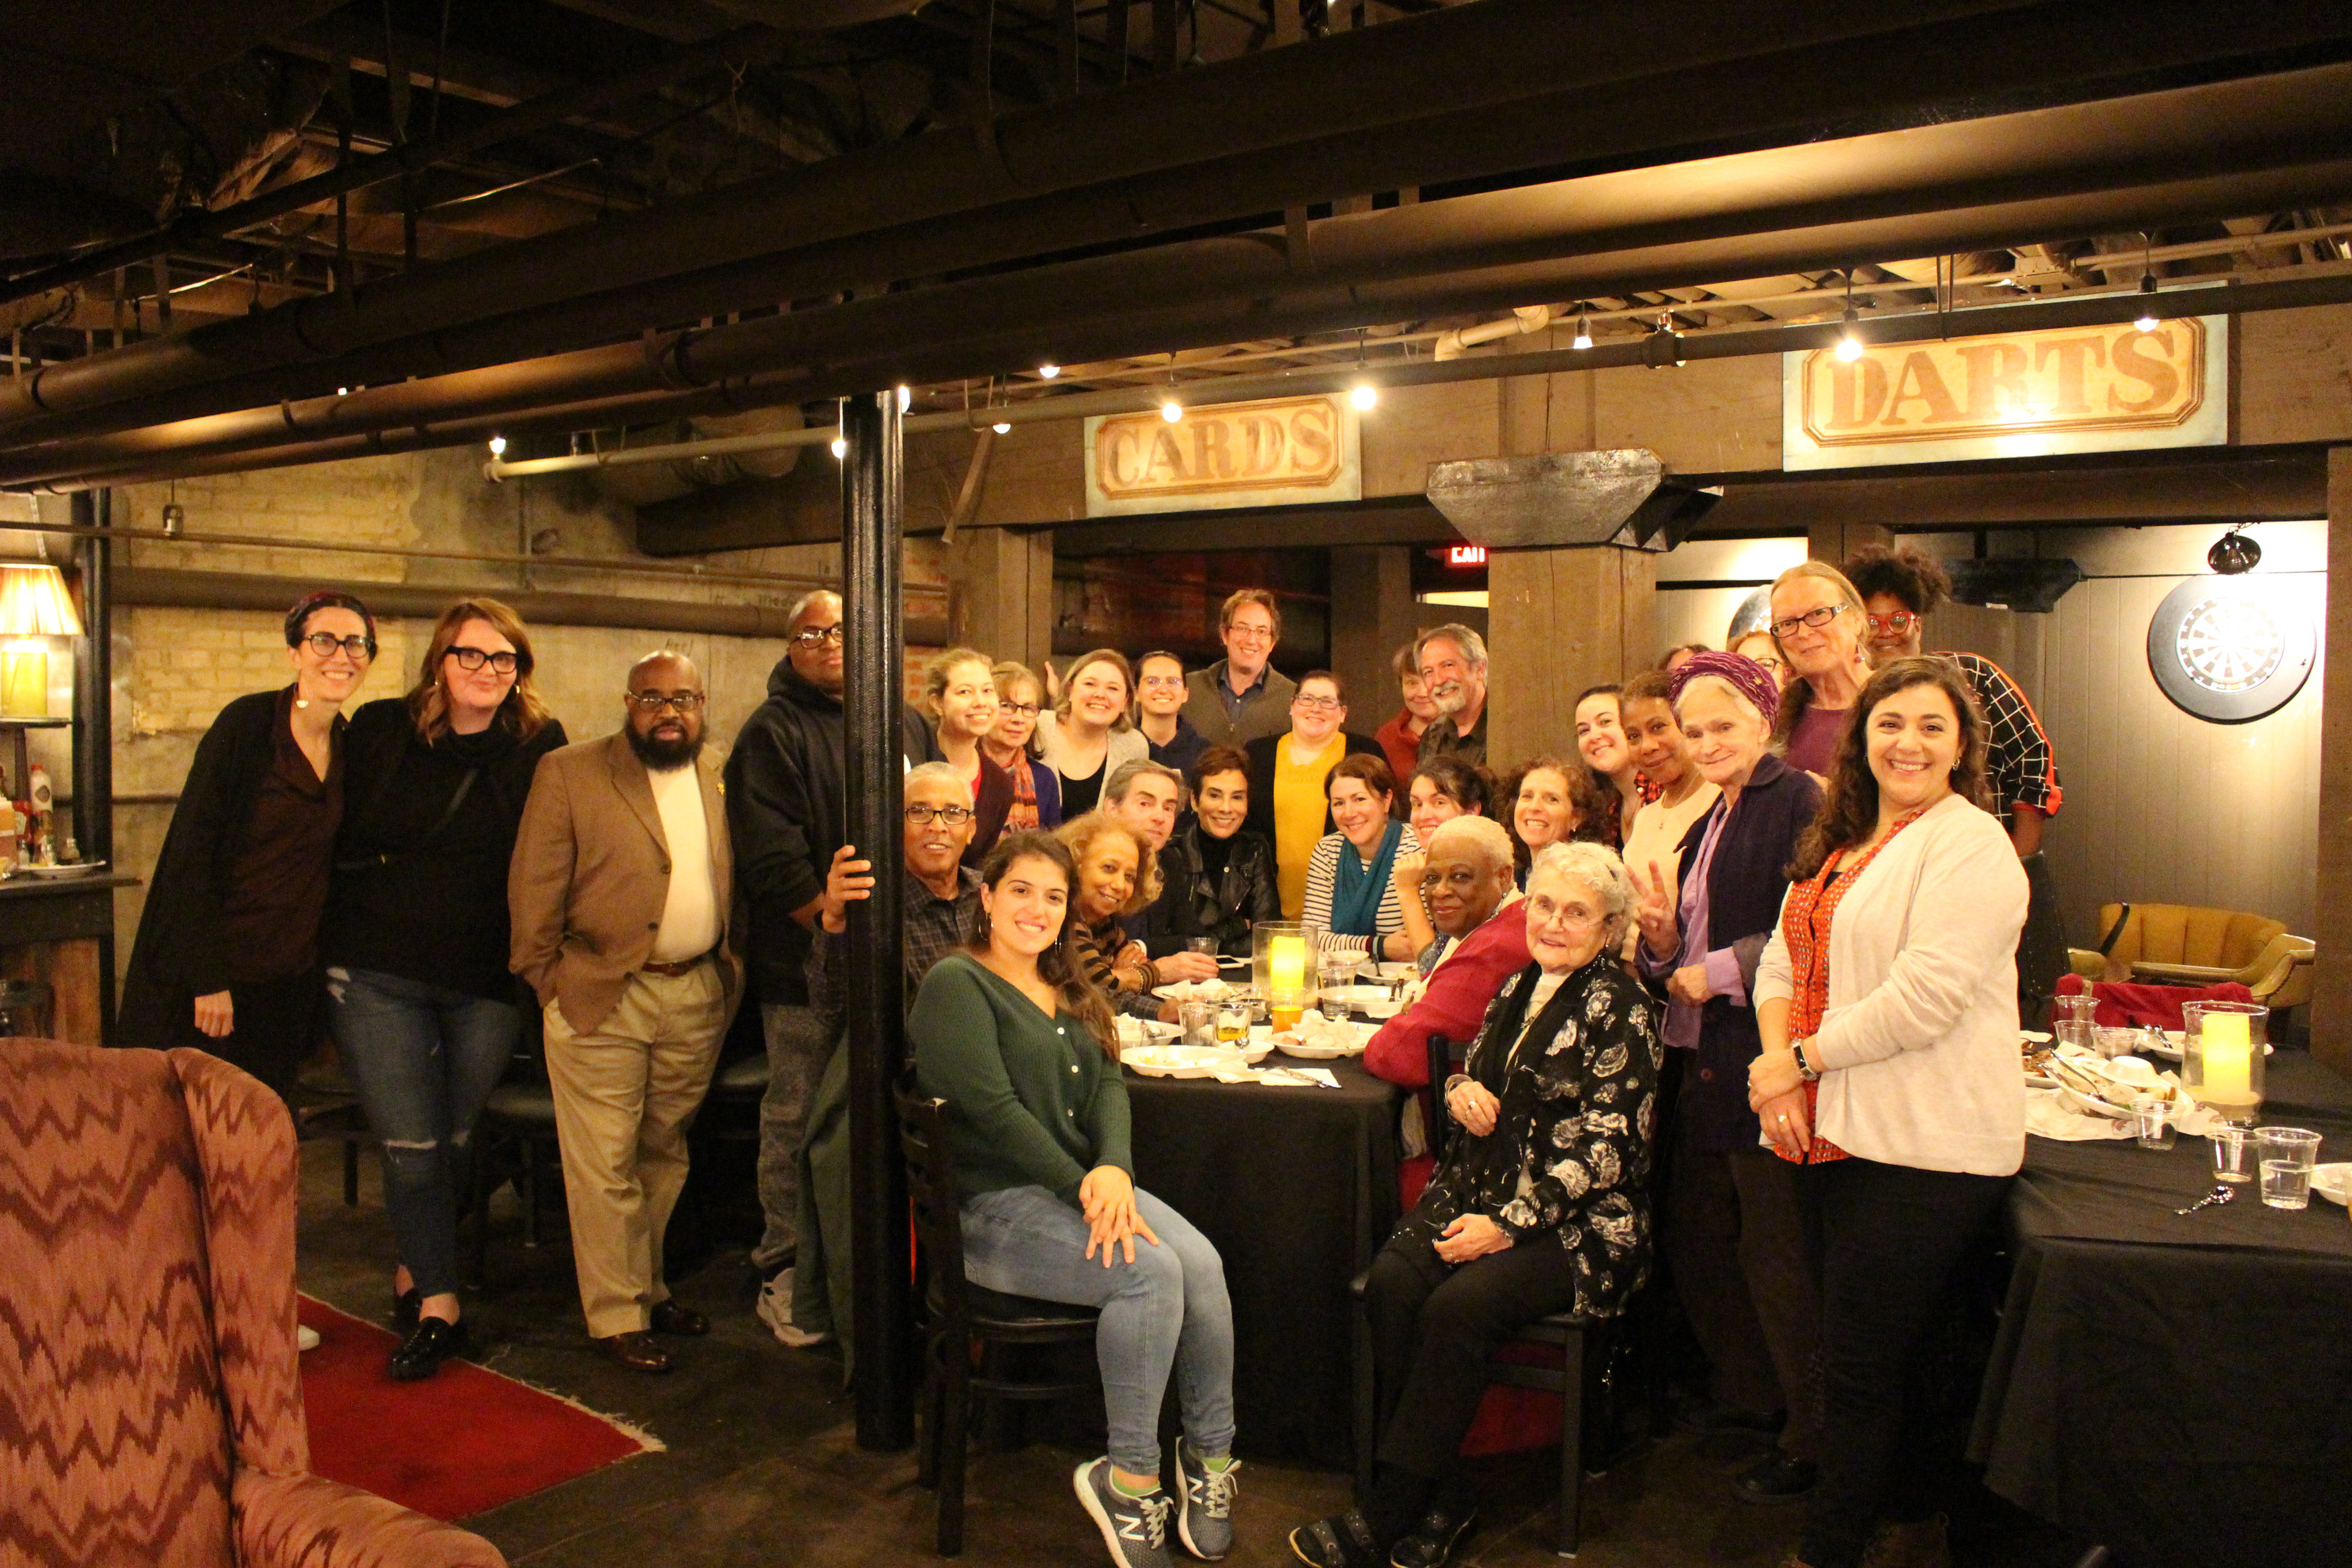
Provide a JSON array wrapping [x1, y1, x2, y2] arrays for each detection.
[[912, 830, 1238, 1568]]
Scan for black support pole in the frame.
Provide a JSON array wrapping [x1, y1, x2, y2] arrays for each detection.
[[69, 487, 115, 1042], [842, 389, 914, 1450]]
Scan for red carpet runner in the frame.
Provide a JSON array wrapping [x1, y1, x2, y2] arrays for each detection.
[[297, 1294, 657, 1521]]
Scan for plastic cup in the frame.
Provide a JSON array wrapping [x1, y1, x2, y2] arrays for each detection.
[[2210, 1126, 2256, 1184], [2131, 1095, 2176, 1151], [2257, 1127, 2322, 1210]]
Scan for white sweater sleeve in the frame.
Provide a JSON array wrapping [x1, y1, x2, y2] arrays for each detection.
[[1754, 902, 1796, 1008], [1810, 813, 2029, 1073]]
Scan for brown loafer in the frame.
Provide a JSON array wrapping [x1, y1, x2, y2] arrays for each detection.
[[590, 1331, 673, 1373], [650, 1299, 709, 1337]]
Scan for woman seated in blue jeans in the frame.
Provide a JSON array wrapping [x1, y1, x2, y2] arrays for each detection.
[[1290, 841, 1662, 1568], [323, 598, 566, 1381], [911, 829, 1238, 1568]]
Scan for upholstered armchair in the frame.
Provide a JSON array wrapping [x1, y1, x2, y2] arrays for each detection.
[[2069, 902, 2289, 985], [0, 1038, 504, 1568]]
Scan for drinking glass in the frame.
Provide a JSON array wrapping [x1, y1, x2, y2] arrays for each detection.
[[2131, 1095, 2176, 1151], [1186, 937, 1218, 958], [1214, 1004, 1250, 1046], [2053, 993, 2097, 1030], [1178, 1000, 1215, 1046], [2257, 1127, 2322, 1210], [2210, 1125, 2256, 1184], [2055, 1020, 2094, 1055], [1319, 990, 1351, 1023]]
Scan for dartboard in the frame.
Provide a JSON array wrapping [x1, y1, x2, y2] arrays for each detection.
[[2147, 577, 2314, 724]]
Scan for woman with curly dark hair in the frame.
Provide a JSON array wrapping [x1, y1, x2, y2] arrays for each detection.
[[1842, 543, 2063, 855], [1289, 840, 1662, 1568], [323, 597, 566, 1380], [1497, 753, 1614, 888], [911, 830, 1238, 1567], [1748, 656, 2028, 1568]]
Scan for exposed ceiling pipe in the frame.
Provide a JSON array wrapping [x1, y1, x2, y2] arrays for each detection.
[[0, 25, 794, 311], [1434, 305, 1554, 361], [0, 0, 2255, 442], [11, 58, 2352, 488]]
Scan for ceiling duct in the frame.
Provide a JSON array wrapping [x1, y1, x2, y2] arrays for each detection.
[[1426, 450, 1718, 552], [1946, 557, 2084, 612], [590, 404, 804, 507]]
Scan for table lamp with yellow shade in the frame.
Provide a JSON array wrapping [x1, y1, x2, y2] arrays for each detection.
[[0, 563, 83, 717]]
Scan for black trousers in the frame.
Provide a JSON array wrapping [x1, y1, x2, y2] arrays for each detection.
[[1365, 1226, 1577, 1483], [1795, 1156, 2011, 1568], [152, 970, 322, 1111]]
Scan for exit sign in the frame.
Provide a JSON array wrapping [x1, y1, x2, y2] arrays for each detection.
[[1445, 545, 1487, 568]]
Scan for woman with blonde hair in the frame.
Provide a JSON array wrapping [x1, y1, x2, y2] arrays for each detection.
[[925, 646, 1012, 863], [1039, 648, 1149, 818], [1766, 561, 1875, 776], [323, 597, 567, 1380], [985, 659, 1063, 833]]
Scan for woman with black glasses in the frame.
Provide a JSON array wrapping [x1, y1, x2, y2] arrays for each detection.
[[1765, 562, 1876, 778], [123, 590, 377, 1110], [323, 598, 567, 1380]]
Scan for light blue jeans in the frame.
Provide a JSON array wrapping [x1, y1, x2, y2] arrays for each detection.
[[960, 1183, 1235, 1474]]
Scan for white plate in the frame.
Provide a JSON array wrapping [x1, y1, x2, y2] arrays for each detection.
[[2057, 1084, 2137, 1120], [14, 860, 105, 879], [1115, 1018, 1183, 1048], [2139, 1031, 2274, 1063], [1324, 985, 1396, 1008], [1152, 978, 1239, 1002], [1123, 1044, 1269, 1077], [2313, 1164, 2351, 1206], [1371, 962, 1418, 980], [1273, 1019, 1373, 1059]]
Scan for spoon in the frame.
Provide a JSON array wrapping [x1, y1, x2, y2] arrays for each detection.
[[2175, 1184, 2236, 1216]]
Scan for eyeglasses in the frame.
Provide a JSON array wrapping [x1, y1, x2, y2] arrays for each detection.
[[905, 804, 975, 826], [1864, 611, 1920, 635], [1769, 603, 1847, 639], [1292, 695, 1342, 711], [1225, 623, 1275, 643], [1138, 676, 1185, 691], [791, 624, 846, 649], [301, 632, 373, 660], [998, 701, 1039, 717], [1747, 653, 1787, 671], [446, 645, 519, 674], [1527, 900, 1607, 929], [626, 691, 706, 712]]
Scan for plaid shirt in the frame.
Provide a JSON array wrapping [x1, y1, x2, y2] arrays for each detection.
[[805, 866, 981, 1039], [1943, 651, 2062, 818]]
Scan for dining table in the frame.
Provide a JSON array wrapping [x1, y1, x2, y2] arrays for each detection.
[[1971, 1049, 2352, 1568], [1122, 1050, 1402, 1467]]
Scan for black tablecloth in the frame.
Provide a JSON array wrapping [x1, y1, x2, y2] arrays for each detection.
[[1972, 1052, 2352, 1568], [1125, 1058, 1401, 1467]]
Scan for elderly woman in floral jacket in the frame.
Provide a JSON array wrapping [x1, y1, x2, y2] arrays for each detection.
[[1290, 839, 1663, 1568]]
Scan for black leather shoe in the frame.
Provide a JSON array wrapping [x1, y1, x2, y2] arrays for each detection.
[[392, 1288, 421, 1333], [591, 1331, 673, 1373], [387, 1316, 468, 1382], [650, 1298, 709, 1336], [1733, 1450, 1818, 1506], [1388, 1505, 1478, 1568]]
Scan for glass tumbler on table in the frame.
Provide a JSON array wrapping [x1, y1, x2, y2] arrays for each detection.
[[1178, 1000, 1215, 1047], [2257, 1127, 2322, 1210], [1214, 1003, 1250, 1046]]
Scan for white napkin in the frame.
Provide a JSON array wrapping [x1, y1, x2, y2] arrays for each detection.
[[2024, 1088, 2133, 1141]]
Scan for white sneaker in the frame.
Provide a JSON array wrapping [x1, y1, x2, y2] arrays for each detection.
[[756, 1267, 831, 1348], [297, 1324, 321, 1352]]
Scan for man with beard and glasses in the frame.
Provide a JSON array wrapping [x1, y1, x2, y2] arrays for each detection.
[[510, 651, 742, 1373], [1415, 624, 1490, 768]]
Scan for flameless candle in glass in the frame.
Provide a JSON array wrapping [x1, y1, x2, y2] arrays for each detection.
[[1254, 921, 1311, 1031], [2182, 1000, 2267, 1127]]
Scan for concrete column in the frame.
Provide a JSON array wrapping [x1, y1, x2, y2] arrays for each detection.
[[945, 525, 1054, 672], [1488, 544, 1658, 765], [1808, 518, 1893, 568], [1329, 544, 1419, 730], [2314, 446, 2352, 1074]]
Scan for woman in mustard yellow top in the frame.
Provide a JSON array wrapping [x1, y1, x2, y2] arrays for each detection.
[[1240, 670, 1382, 917]]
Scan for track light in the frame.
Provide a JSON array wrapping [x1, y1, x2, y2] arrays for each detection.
[[1836, 304, 1864, 362], [1350, 382, 1377, 411], [487, 435, 506, 457], [1160, 399, 1183, 423], [2208, 527, 2260, 575], [1038, 364, 1060, 379], [896, 384, 911, 413], [1570, 309, 1592, 351], [992, 420, 1011, 435]]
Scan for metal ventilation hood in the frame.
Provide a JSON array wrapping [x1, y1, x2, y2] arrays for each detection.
[[1424, 449, 1720, 552]]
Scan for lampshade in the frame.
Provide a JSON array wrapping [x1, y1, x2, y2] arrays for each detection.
[[0, 564, 83, 636]]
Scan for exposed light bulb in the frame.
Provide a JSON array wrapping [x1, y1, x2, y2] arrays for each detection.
[[487, 435, 507, 456], [830, 436, 847, 459], [1571, 320, 1593, 352], [337, 387, 349, 397], [2134, 273, 2161, 334], [992, 421, 1011, 435], [1836, 303, 1864, 362], [1038, 364, 1061, 380], [895, 384, 911, 412], [1160, 399, 1183, 423], [1349, 382, 1377, 411]]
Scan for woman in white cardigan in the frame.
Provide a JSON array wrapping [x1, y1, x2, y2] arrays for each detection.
[[1746, 655, 2028, 1568], [1034, 648, 1150, 818]]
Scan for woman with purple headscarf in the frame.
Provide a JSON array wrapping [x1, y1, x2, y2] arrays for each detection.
[[1627, 651, 1829, 1507]]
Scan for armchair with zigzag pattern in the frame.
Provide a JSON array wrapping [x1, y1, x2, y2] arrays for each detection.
[[0, 1038, 504, 1568]]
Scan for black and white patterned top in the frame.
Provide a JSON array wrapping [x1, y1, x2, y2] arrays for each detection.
[[1398, 953, 1664, 1320], [1944, 651, 2062, 818]]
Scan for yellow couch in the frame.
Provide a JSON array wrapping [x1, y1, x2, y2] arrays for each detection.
[[2068, 902, 2309, 1006]]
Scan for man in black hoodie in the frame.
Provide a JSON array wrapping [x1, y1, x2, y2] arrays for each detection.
[[723, 588, 937, 1345]]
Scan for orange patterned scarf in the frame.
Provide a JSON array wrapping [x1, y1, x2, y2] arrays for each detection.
[[1772, 808, 1928, 1166]]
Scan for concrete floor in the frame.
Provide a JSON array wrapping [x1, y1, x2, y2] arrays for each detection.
[[292, 1141, 2092, 1568]]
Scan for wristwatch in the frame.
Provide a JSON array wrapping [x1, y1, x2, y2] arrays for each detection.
[[1792, 1042, 1821, 1083]]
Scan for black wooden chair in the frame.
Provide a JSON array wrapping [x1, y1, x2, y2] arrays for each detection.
[[1351, 1031, 1604, 1558], [897, 1077, 1100, 1557], [467, 1017, 564, 1291]]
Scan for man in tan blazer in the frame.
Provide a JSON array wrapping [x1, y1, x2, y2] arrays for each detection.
[[510, 650, 742, 1372]]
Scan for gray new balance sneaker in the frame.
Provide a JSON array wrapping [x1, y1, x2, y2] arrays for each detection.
[[1075, 1456, 1175, 1568], [1173, 1436, 1238, 1560]]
